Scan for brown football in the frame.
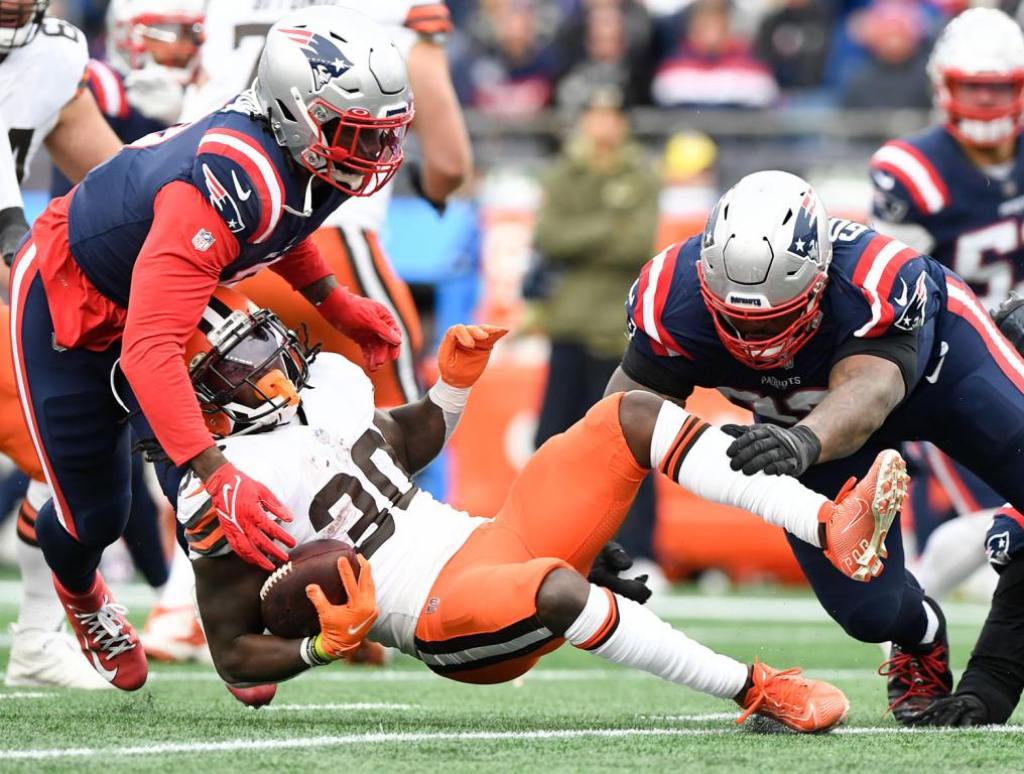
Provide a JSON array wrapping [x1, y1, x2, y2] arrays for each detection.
[[259, 539, 360, 639]]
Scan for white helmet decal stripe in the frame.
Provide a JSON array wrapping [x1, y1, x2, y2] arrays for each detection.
[[871, 143, 949, 215], [854, 239, 918, 338]]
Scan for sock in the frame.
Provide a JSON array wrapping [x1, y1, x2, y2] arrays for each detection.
[[918, 596, 941, 647], [158, 546, 198, 609], [565, 584, 748, 699], [913, 510, 992, 599], [650, 402, 826, 546], [15, 536, 66, 632]]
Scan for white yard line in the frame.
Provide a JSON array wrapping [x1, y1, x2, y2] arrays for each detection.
[[3, 725, 1022, 761], [0, 692, 55, 700], [262, 703, 414, 712]]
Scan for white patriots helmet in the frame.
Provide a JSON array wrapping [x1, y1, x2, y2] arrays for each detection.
[[0, 0, 50, 51], [105, 0, 206, 78], [928, 7, 1024, 148], [253, 5, 413, 197], [698, 170, 832, 370]]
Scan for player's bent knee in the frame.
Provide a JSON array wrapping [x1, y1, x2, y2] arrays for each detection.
[[535, 568, 590, 636], [840, 595, 905, 643], [617, 390, 664, 469]]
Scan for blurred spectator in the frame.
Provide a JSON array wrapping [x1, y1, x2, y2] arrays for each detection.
[[451, 0, 564, 117], [656, 129, 720, 250], [840, 0, 932, 109], [531, 86, 663, 575], [754, 0, 835, 91], [651, 0, 779, 108], [555, 0, 654, 110]]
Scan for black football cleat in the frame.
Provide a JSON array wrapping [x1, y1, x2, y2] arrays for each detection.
[[878, 599, 953, 724]]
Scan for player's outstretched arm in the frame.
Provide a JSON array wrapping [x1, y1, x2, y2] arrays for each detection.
[[376, 324, 507, 474], [45, 87, 121, 184]]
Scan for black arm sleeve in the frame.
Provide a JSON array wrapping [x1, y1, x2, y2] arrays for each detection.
[[621, 342, 696, 401], [830, 330, 919, 394]]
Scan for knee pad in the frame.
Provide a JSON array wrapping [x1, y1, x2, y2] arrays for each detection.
[[986, 508, 1024, 572]]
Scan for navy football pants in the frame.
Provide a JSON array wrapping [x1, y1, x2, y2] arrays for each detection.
[[9, 258, 175, 592]]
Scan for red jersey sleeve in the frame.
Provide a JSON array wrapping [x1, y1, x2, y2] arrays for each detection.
[[268, 236, 332, 290], [120, 181, 241, 467]]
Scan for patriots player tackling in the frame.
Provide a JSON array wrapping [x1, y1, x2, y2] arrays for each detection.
[[8, 5, 413, 692], [164, 287, 909, 730]]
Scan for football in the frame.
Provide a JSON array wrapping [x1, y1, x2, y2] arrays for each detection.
[[259, 539, 360, 639]]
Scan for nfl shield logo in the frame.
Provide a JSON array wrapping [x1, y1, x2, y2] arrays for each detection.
[[192, 228, 216, 252]]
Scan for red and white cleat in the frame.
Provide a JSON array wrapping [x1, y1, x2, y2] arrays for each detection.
[[143, 605, 211, 664], [819, 449, 909, 582], [53, 573, 147, 691], [226, 682, 277, 708]]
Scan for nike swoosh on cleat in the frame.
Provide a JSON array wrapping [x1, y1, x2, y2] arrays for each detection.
[[89, 651, 118, 682], [839, 500, 870, 533]]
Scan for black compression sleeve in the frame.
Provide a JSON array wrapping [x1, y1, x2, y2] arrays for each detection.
[[831, 330, 919, 393], [621, 343, 695, 401]]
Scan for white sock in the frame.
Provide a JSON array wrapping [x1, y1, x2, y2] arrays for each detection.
[[913, 510, 992, 599], [650, 402, 826, 546], [158, 546, 198, 609], [565, 584, 749, 699], [16, 538, 65, 633]]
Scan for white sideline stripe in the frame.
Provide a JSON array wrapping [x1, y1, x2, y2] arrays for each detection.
[[263, 703, 414, 712], [4, 725, 1023, 760], [0, 692, 55, 700], [0, 583, 992, 625]]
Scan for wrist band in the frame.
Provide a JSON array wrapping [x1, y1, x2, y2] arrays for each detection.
[[427, 379, 470, 414], [299, 636, 332, 667]]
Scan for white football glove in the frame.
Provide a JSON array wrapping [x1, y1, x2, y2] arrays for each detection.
[[124, 66, 187, 125]]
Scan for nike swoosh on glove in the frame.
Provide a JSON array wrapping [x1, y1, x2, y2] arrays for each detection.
[[721, 423, 821, 477], [306, 554, 378, 660], [317, 287, 402, 371], [587, 541, 652, 605], [204, 462, 296, 572], [437, 324, 508, 388]]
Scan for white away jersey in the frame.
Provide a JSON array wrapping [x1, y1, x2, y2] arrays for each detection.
[[176, 353, 486, 655], [0, 17, 88, 191], [184, 0, 453, 232]]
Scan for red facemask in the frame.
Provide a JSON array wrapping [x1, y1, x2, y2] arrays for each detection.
[[698, 263, 828, 370], [300, 98, 413, 196], [939, 70, 1024, 148]]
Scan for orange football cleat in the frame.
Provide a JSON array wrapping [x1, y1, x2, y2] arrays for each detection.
[[819, 449, 909, 582], [737, 661, 849, 732], [143, 605, 211, 664]]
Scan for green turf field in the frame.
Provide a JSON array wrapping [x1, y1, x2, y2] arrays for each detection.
[[1, 584, 1022, 773]]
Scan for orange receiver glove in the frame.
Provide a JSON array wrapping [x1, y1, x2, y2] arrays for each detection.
[[437, 324, 508, 388], [305, 554, 378, 660]]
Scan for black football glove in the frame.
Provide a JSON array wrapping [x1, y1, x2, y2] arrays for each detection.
[[721, 423, 821, 477], [587, 541, 652, 605], [905, 693, 991, 727], [992, 291, 1024, 355]]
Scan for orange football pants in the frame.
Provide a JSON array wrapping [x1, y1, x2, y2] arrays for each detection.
[[413, 393, 647, 683], [239, 224, 423, 408], [0, 302, 44, 482]]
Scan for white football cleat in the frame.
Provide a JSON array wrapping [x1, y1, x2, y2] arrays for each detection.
[[4, 624, 112, 690], [142, 605, 212, 664]]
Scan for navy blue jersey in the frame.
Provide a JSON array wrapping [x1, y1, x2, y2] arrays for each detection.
[[623, 218, 947, 426], [870, 126, 1024, 308], [50, 60, 167, 198], [65, 90, 346, 308]]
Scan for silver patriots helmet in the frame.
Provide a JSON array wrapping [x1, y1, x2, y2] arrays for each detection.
[[254, 5, 413, 197], [698, 170, 832, 370]]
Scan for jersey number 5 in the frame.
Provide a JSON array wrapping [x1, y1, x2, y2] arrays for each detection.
[[308, 428, 418, 559], [954, 218, 1023, 307]]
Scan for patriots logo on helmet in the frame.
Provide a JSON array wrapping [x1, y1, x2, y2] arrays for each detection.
[[281, 27, 353, 92], [788, 192, 820, 263]]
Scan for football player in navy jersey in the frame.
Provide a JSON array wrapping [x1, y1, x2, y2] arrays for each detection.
[[606, 169, 1024, 722], [7, 5, 413, 692], [869, 7, 1024, 598]]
